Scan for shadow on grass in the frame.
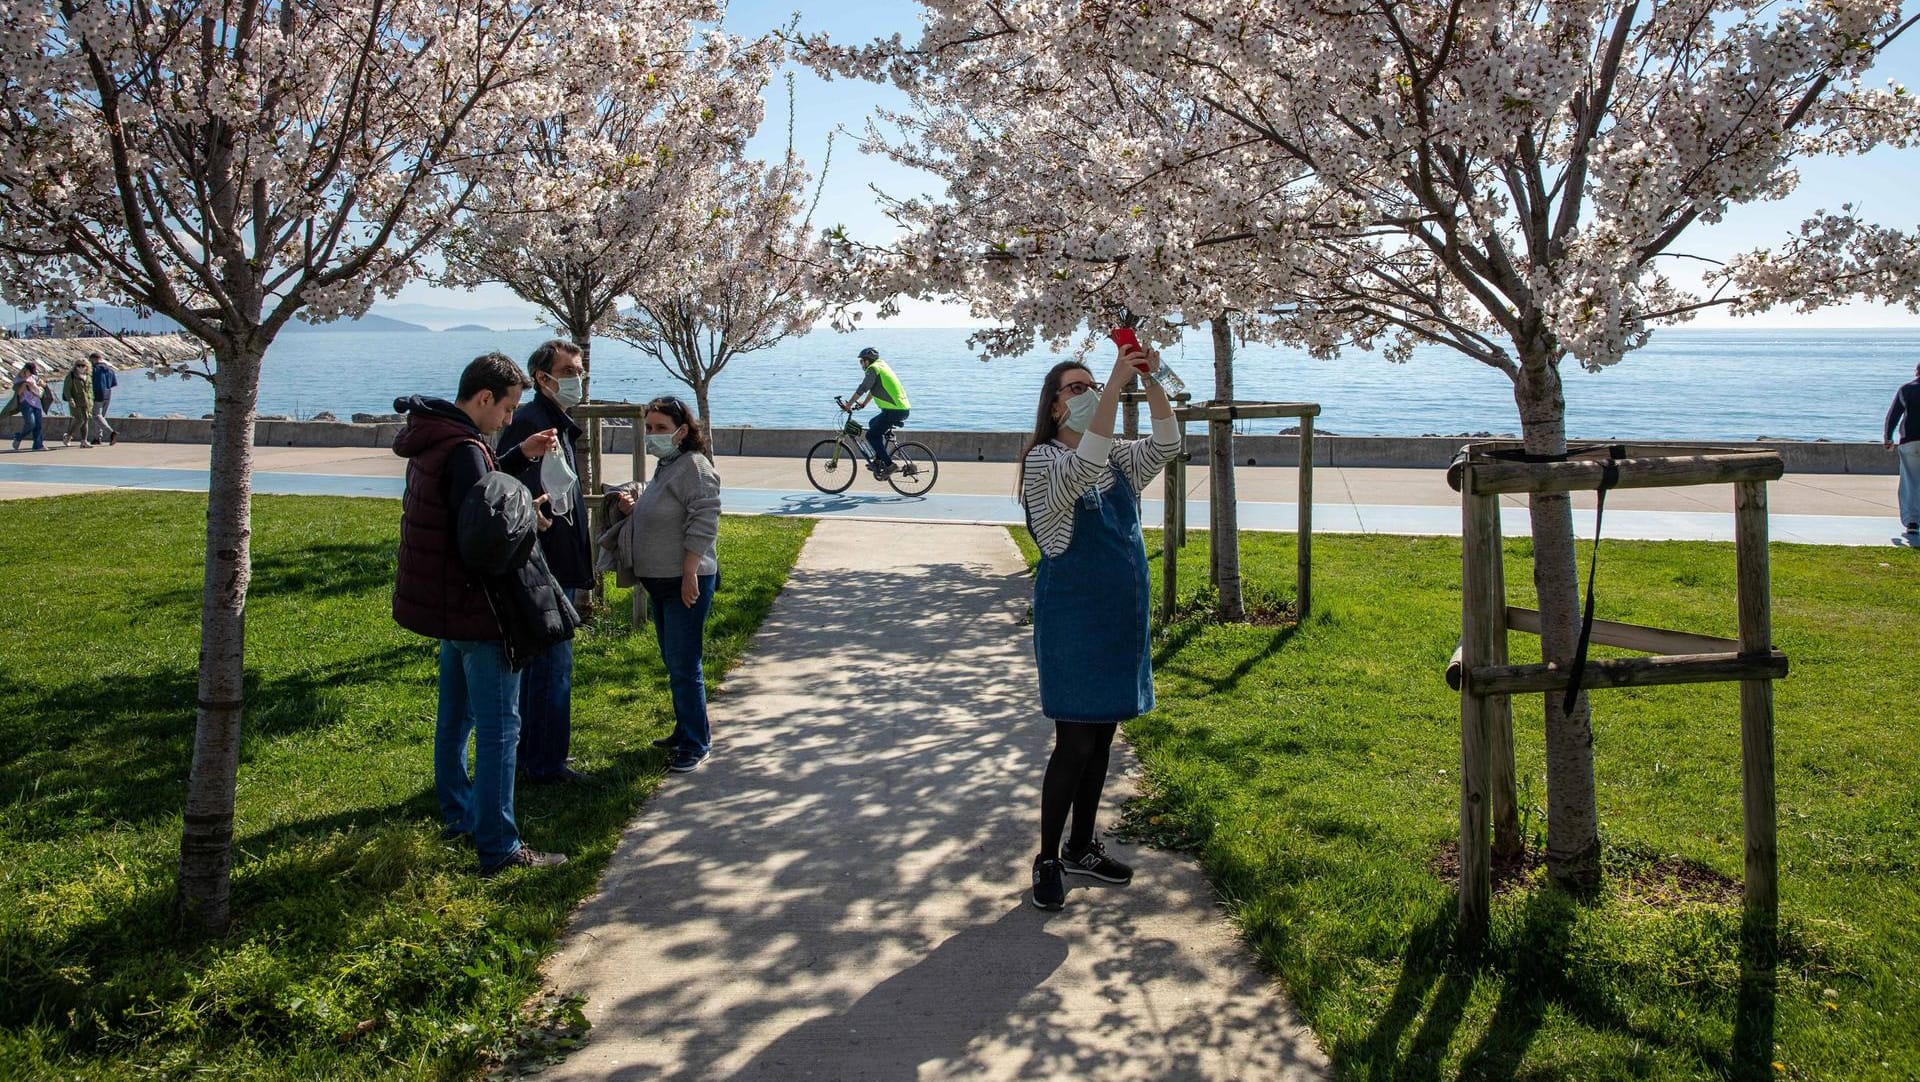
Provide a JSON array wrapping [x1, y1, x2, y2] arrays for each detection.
[[250, 540, 398, 601], [5, 735, 675, 1059], [0, 644, 426, 841], [1338, 886, 1764, 1080]]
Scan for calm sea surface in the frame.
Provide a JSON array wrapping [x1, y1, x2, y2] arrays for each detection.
[[114, 326, 1917, 441]]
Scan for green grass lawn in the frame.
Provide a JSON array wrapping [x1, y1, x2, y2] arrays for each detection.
[[1015, 527, 1918, 1081], [0, 491, 811, 1080]]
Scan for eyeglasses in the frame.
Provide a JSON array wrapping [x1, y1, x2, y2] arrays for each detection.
[[1059, 380, 1103, 397]]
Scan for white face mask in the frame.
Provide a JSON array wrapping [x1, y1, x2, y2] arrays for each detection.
[[548, 375, 585, 409], [1061, 387, 1100, 433], [540, 444, 577, 518], [645, 430, 682, 458]]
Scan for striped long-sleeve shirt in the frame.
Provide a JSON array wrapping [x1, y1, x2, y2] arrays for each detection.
[[1021, 416, 1184, 558]]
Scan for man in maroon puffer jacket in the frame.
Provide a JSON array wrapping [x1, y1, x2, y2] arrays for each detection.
[[393, 352, 568, 876]]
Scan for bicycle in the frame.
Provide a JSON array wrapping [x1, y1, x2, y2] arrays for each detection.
[[806, 397, 939, 497]]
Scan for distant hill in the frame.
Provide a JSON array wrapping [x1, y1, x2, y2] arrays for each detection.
[[368, 301, 542, 331], [75, 304, 181, 334], [64, 304, 430, 335], [443, 323, 494, 333], [285, 312, 431, 334]]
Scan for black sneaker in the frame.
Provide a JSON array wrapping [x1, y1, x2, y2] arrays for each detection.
[[1031, 855, 1067, 910], [480, 847, 568, 877], [650, 736, 680, 750], [1062, 839, 1133, 884], [668, 747, 710, 773]]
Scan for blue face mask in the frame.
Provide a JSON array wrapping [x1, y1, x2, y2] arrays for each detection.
[[645, 431, 680, 458]]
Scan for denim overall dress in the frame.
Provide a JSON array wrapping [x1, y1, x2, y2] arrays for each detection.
[[1029, 462, 1155, 722]]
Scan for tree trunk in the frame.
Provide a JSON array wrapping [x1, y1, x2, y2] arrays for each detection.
[[1513, 355, 1601, 889], [694, 379, 715, 462], [1208, 316, 1243, 620], [176, 344, 264, 934]]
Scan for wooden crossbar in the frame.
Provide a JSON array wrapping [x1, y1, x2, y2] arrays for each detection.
[[1173, 402, 1322, 423], [1456, 452, 1783, 496], [1467, 649, 1788, 696], [1503, 607, 1736, 655]]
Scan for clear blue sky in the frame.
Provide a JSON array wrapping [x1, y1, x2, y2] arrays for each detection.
[[403, 2, 1920, 329]]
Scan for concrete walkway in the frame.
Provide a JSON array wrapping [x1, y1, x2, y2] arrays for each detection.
[[2, 443, 1912, 546], [541, 519, 1328, 1081]]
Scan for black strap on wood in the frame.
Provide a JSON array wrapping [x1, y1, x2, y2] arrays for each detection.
[[1563, 445, 1627, 714]]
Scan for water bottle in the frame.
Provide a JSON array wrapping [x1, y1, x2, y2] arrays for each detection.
[[1107, 326, 1187, 397]]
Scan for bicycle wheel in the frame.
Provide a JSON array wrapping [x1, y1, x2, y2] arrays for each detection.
[[886, 441, 938, 496], [806, 437, 860, 493]]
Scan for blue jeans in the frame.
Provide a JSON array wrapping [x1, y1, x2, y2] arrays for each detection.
[[866, 409, 908, 468], [640, 574, 716, 753], [517, 638, 573, 779], [436, 639, 523, 867], [1899, 440, 1920, 531], [11, 403, 43, 450]]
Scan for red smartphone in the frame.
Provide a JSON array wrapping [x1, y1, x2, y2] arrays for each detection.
[[1108, 327, 1150, 372]]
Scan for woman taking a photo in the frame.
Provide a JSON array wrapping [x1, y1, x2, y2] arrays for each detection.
[[1018, 342, 1182, 911], [601, 396, 722, 774]]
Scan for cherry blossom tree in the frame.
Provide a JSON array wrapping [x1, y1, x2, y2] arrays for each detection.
[[0, 0, 627, 933], [613, 113, 830, 437], [439, 16, 780, 396], [804, 0, 1920, 888]]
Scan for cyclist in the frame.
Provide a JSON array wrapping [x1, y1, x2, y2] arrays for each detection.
[[844, 346, 910, 477]]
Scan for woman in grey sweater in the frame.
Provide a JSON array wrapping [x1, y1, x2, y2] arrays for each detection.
[[604, 396, 723, 772]]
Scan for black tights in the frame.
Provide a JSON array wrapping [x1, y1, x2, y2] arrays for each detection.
[[1040, 721, 1117, 859]]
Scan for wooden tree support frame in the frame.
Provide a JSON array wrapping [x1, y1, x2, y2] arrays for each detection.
[[572, 402, 652, 622], [1122, 393, 1321, 621], [1446, 442, 1788, 961]]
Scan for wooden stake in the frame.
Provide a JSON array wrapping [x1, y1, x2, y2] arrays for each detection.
[[1297, 412, 1314, 620], [1735, 480, 1778, 967], [1457, 482, 1498, 946], [1488, 522, 1520, 860]]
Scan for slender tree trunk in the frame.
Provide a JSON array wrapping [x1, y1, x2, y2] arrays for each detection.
[[694, 378, 715, 462], [1208, 316, 1243, 619], [572, 330, 593, 395], [177, 344, 263, 934], [1513, 353, 1601, 889]]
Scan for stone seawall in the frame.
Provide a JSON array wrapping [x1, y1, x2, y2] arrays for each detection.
[[49, 414, 1899, 475]]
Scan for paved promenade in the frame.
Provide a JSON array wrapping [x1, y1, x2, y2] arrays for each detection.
[[542, 518, 1328, 1080], [0, 442, 1909, 545]]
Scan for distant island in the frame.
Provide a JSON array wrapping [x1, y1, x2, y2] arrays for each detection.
[[443, 323, 494, 333]]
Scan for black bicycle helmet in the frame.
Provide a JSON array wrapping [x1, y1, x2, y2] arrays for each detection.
[[857, 346, 880, 362]]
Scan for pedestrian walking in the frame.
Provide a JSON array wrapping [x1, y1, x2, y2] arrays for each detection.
[[598, 396, 722, 774], [1017, 342, 1183, 911], [89, 352, 118, 446], [392, 352, 574, 876], [62, 356, 95, 447], [1885, 360, 1920, 537], [499, 339, 594, 786], [9, 362, 46, 452]]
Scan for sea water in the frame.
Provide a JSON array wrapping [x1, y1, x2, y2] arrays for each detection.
[[111, 325, 1918, 442]]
